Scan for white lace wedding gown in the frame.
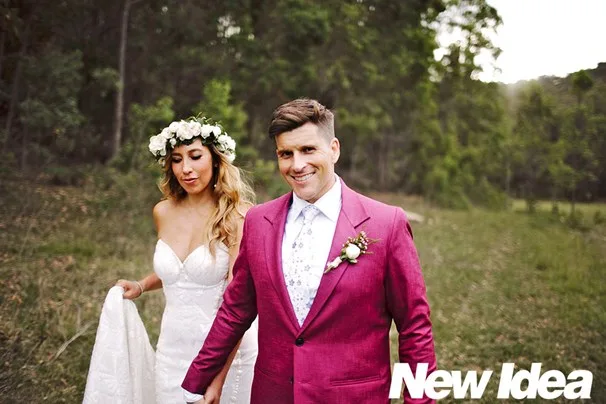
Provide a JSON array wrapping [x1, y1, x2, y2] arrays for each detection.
[[154, 239, 258, 403]]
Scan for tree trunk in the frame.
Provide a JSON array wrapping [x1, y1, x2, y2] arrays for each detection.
[[0, 30, 6, 79], [110, 0, 140, 160], [2, 14, 32, 152]]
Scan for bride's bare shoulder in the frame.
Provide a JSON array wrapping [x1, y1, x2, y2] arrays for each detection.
[[153, 199, 179, 226]]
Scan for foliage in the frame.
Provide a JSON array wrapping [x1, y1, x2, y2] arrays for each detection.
[[113, 96, 175, 171], [1, 0, 605, 206], [17, 48, 86, 166]]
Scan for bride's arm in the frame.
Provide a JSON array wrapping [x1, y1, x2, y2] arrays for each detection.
[[116, 273, 162, 299], [116, 201, 166, 299]]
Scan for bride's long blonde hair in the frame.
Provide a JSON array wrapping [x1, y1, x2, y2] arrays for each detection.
[[159, 143, 255, 256]]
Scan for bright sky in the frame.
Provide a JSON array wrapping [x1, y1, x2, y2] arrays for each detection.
[[478, 0, 606, 83]]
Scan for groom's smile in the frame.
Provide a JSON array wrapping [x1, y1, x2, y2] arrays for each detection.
[[291, 172, 315, 183], [276, 122, 340, 204]]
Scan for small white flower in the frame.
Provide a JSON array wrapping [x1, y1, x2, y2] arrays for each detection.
[[149, 134, 167, 156], [345, 244, 361, 260], [211, 125, 222, 136], [187, 120, 202, 137], [200, 124, 214, 139], [160, 128, 172, 140], [225, 151, 236, 163], [176, 121, 193, 140], [158, 157, 166, 166], [216, 134, 235, 152], [168, 121, 179, 133], [224, 135, 236, 151], [169, 138, 177, 147]]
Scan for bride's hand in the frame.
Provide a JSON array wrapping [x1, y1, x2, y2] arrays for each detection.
[[201, 382, 222, 404], [115, 279, 143, 300]]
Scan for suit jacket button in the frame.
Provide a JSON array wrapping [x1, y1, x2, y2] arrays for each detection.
[[295, 337, 304, 346]]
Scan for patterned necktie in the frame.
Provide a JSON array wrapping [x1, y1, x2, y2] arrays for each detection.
[[284, 205, 321, 325]]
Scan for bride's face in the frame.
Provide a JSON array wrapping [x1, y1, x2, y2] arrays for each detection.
[[170, 139, 214, 195]]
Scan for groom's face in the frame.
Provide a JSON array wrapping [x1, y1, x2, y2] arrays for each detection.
[[275, 122, 340, 203]]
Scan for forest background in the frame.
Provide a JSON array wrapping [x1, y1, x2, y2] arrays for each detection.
[[1, 0, 605, 402], [1, 0, 605, 209]]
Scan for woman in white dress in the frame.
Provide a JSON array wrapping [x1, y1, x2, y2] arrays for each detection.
[[116, 117, 258, 403]]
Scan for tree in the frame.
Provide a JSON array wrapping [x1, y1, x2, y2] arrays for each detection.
[[110, 0, 143, 160], [512, 84, 560, 211]]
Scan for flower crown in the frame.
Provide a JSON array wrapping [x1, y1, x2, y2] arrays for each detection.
[[148, 116, 236, 166]]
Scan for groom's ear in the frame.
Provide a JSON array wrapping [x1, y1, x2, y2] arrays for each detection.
[[330, 138, 340, 164]]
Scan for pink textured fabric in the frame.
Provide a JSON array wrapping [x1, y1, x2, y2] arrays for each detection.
[[182, 180, 436, 403]]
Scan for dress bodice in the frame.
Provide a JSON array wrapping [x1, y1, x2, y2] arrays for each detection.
[[153, 239, 229, 311], [148, 239, 257, 403]]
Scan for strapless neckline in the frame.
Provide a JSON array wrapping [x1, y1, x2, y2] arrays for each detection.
[[157, 239, 207, 266], [156, 239, 228, 266]]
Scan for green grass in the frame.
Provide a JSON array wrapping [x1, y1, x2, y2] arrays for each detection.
[[1, 178, 605, 403], [512, 198, 606, 218], [379, 194, 606, 403]]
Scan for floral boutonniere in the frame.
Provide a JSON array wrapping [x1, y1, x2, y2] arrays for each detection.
[[324, 231, 377, 273]]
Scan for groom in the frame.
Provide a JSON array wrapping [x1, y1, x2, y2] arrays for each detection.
[[182, 98, 436, 403]]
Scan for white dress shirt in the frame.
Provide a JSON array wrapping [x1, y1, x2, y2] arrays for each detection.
[[282, 176, 342, 323]]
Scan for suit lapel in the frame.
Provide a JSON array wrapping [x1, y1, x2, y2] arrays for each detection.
[[299, 180, 370, 333], [263, 192, 301, 330]]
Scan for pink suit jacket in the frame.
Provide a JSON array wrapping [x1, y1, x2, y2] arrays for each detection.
[[182, 180, 436, 403]]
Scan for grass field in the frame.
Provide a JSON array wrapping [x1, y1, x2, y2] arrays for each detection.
[[1, 175, 605, 403]]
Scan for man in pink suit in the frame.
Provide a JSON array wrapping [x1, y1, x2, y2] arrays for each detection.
[[182, 98, 436, 403]]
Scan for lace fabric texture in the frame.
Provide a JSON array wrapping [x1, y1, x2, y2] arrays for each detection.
[[84, 240, 257, 403], [83, 286, 156, 404], [154, 239, 257, 403]]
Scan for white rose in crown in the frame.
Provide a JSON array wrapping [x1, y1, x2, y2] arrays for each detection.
[[176, 121, 195, 140], [160, 128, 172, 140], [325, 231, 377, 273], [211, 125, 222, 136], [224, 151, 236, 163], [187, 120, 202, 137], [168, 121, 180, 133], [201, 124, 214, 139], [149, 134, 167, 156], [216, 134, 235, 152]]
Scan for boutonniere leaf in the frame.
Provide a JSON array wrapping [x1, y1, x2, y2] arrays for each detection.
[[324, 231, 377, 273]]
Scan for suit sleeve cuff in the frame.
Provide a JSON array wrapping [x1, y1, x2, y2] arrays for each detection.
[[183, 388, 204, 403]]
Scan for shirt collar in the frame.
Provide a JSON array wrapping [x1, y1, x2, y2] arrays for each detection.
[[290, 175, 342, 222]]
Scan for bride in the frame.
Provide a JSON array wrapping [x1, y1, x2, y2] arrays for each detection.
[[116, 117, 258, 403]]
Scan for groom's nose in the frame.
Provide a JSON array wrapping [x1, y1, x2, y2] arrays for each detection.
[[292, 152, 307, 172]]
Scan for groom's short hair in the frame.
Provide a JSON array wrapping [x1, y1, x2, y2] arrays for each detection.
[[268, 98, 335, 141]]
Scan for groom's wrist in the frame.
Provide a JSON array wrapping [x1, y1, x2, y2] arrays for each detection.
[[183, 387, 204, 403]]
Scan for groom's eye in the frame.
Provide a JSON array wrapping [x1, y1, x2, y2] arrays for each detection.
[[278, 151, 292, 158], [303, 147, 315, 153]]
